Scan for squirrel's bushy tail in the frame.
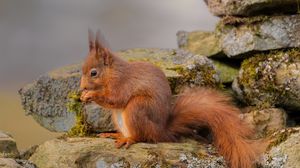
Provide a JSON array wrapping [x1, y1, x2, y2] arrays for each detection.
[[169, 87, 265, 168]]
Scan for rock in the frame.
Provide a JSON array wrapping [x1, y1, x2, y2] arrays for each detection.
[[0, 158, 36, 168], [0, 131, 19, 158], [205, 0, 299, 16], [177, 30, 223, 58], [217, 15, 300, 57], [176, 31, 238, 83], [19, 48, 220, 132], [212, 60, 239, 84], [28, 137, 226, 168], [261, 128, 300, 168], [83, 103, 114, 133], [0, 158, 22, 168], [241, 108, 287, 137], [232, 49, 300, 110]]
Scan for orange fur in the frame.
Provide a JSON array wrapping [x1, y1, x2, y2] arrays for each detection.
[[80, 30, 265, 168]]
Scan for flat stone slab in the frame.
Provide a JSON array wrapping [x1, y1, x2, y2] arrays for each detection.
[[19, 48, 219, 132], [218, 15, 300, 57], [205, 0, 299, 16], [29, 137, 226, 168]]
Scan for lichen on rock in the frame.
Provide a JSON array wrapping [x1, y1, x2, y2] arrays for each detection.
[[232, 48, 300, 109], [260, 128, 300, 168]]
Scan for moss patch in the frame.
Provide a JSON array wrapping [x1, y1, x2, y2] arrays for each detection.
[[238, 48, 300, 109], [66, 91, 91, 137], [167, 61, 221, 94]]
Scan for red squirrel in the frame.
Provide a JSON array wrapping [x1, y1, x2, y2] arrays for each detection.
[[80, 30, 265, 168]]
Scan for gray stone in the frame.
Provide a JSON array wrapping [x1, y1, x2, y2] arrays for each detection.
[[19, 48, 220, 132], [83, 103, 114, 132], [0, 131, 19, 158], [29, 137, 226, 168], [205, 0, 299, 16], [232, 49, 300, 109], [218, 15, 300, 57]]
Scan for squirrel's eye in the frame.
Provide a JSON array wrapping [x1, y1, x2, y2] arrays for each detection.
[[90, 68, 98, 77]]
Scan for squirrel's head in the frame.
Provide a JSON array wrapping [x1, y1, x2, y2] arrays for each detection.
[[80, 29, 113, 92]]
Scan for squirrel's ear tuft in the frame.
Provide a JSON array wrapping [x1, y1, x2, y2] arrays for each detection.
[[88, 28, 95, 51], [95, 29, 113, 65], [95, 29, 105, 51], [102, 48, 113, 65]]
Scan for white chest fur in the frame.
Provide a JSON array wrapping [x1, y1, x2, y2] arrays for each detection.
[[114, 111, 130, 138]]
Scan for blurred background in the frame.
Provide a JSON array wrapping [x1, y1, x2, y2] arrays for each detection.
[[0, 0, 218, 150]]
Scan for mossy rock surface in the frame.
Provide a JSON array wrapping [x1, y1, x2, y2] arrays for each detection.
[[212, 60, 239, 84], [176, 30, 223, 58], [241, 108, 287, 138], [217, 15, 300, 57], [232, 49, 300, 110], [18, 48, 220, 133], [28, 137, 226, 168], [261, 127, 300, 168], [205, 0, 299, 16]]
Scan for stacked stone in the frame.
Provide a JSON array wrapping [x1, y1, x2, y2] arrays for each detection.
[[178, 0, 300, 136]]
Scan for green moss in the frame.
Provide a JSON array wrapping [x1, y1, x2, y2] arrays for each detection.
[[167, 62, 221, 94], [212, 60, 239, 83], [66, 91, 91, 137], [238, 48, 300, 109]]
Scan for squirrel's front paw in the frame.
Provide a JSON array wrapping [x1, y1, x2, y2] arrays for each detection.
[[115, 137, 136, 149], [80, 90, 96, 103]]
